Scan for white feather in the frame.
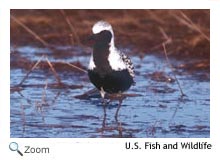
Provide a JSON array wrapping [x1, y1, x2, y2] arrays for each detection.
[[108, 46, 127, 70], [92, 21, 113, 35], [88, 54, 96, 70]]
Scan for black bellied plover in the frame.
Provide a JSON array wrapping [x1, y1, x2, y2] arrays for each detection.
[[88, 20, 135, 99]]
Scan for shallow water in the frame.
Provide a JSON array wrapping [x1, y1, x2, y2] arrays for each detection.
[[10, 45, 210, 138]]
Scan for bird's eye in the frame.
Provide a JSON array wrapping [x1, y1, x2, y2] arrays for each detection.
[[100, 30, 112, 43]]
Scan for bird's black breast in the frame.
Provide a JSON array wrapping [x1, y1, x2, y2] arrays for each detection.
[[88, 69, 134, 93]]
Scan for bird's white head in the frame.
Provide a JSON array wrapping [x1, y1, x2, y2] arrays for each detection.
[[92, 21, 114, 35], [92, 21, 115, 47]]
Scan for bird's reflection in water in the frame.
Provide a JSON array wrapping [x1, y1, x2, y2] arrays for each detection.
[[75, 88, 139, 137], [100, 93, 139, 138], [100, 94, 125, 137]]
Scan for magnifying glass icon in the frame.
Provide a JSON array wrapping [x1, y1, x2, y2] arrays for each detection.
[[9, 142, 23, 156]]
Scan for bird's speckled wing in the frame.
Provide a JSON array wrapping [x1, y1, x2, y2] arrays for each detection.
[[120, 52, 135, 78]]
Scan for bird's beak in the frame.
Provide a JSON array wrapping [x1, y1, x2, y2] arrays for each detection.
[[86, 34, 96, 46]]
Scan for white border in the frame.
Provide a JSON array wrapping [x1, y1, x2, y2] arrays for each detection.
[[3, 0, 212, 9], [1, 0, 220, 160]]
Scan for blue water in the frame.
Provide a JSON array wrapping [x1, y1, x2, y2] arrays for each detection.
[[10, 46, 210, 138]]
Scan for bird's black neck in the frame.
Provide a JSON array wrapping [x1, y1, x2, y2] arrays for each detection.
[[93, 44, 112, 74]]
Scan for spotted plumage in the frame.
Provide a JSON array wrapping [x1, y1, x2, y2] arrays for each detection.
[[120, 52, 135, 78]]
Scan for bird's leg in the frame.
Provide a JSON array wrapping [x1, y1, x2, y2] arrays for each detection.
[[100, 87, 107, 105], [100, 87, 105, 98]]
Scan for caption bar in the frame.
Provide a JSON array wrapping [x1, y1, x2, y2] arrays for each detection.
[[125, 141, 212, 150]]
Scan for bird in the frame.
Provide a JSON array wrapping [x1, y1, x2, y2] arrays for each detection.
[[87, 20, 135, 99]]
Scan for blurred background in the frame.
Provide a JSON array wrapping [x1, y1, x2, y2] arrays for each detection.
[[11, 9, 209, 59]]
